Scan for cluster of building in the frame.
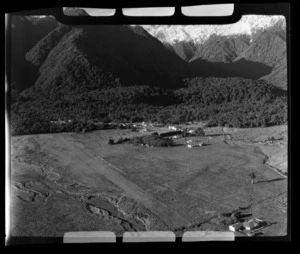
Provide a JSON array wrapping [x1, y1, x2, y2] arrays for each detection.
[[186, 140, 204, 148], [229, 218, 268, 236]]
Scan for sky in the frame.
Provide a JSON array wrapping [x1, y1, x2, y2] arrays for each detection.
[[79, 4, 234, 17]]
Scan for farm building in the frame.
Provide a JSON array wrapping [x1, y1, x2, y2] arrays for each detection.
[[229, 222, 243, 232], [140, 128, 151, 133], [187, 143, 204, 148], [168, 126, 178, 131], [172, 135, 181, 139], [118, 123, 127, 129], [133, 123, 142, 128], [183, 127, 205, 137], [243, 219, 260, 230]]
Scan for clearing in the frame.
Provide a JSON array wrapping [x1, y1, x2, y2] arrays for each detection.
[[10, 125, 288, 237]]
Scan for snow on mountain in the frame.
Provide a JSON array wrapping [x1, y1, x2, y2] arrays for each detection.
[[142, 15, 286, 45]]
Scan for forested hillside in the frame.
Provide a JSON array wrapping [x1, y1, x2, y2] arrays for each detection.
[[10, 14, 288, 136], [25, 24, 190, 90], [10, 16, 58, 92], [11, 77, 287, 135]]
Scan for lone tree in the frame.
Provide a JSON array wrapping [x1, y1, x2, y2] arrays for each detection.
[[194, 127, 205, 136], [249, 172, 256, 184]]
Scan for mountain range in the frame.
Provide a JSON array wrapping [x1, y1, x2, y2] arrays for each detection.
[[142, 16, 287, 89], [10, 8, 288, 135], [10, 8, 287, 94]]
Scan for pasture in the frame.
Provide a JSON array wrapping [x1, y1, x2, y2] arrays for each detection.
[[10, 125, 287, 236]]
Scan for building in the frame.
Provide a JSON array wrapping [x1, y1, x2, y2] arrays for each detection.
[[243, 219, 260, 230], [168, 126, 178, 131], [229, 222, 243, 232], [118, 123, 127, 129], [187, 143, 203, 148]]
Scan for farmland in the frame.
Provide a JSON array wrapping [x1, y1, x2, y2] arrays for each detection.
[[10, 124, 288, 237]]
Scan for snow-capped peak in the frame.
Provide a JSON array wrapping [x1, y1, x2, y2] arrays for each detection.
[[142, 15, 286, 45]]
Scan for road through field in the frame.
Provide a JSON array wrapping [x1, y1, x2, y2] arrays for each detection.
[[44, 135, 189, 229]]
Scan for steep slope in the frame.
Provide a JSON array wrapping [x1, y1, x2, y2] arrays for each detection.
[[25, 25, 190, 91], [171, 41, 197, 61], [190, 34, 251, 63], [234, 23, 287, 89], [142, 16, 287, 89], [25, 25, 72, 67], [187, 20, 286, 87], [10, 16, 58, 92]]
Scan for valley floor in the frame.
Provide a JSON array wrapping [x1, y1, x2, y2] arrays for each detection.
[[9, 125, 288, 237]]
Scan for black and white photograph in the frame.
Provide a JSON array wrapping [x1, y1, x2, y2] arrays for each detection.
[[5, 3, 290, 244]]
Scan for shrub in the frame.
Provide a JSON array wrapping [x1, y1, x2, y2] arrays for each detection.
[[194, 127, 205, 136], [129, 134, 174, 147]]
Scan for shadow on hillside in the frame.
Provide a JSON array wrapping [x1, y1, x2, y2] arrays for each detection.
[[254, 232, 264, 236], [239, 213, 252, 220], [256, 178, 286, 184], [190, 58, 273, 80], [268, 221, 278, 226], [172, 143, 186, 147]]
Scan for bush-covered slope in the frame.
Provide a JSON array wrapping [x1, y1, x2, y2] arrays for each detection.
[[25, 25, 190, 90], [11, 77, 287, 135], [190, 34, 251, 63], [174, 77, 287, 128], [10, 16, 58, 92], [235, 25, 287, 89]]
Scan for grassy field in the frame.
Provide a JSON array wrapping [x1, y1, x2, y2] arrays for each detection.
[[10, 125, 288, 236]]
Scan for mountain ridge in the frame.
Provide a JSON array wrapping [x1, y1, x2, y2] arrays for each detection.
[[10, 11, 288, 135], [10, 15, 58, 92], [25, 24, 191, 91], [13, 11, 287, 95], [142, 16, 286, 46]]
